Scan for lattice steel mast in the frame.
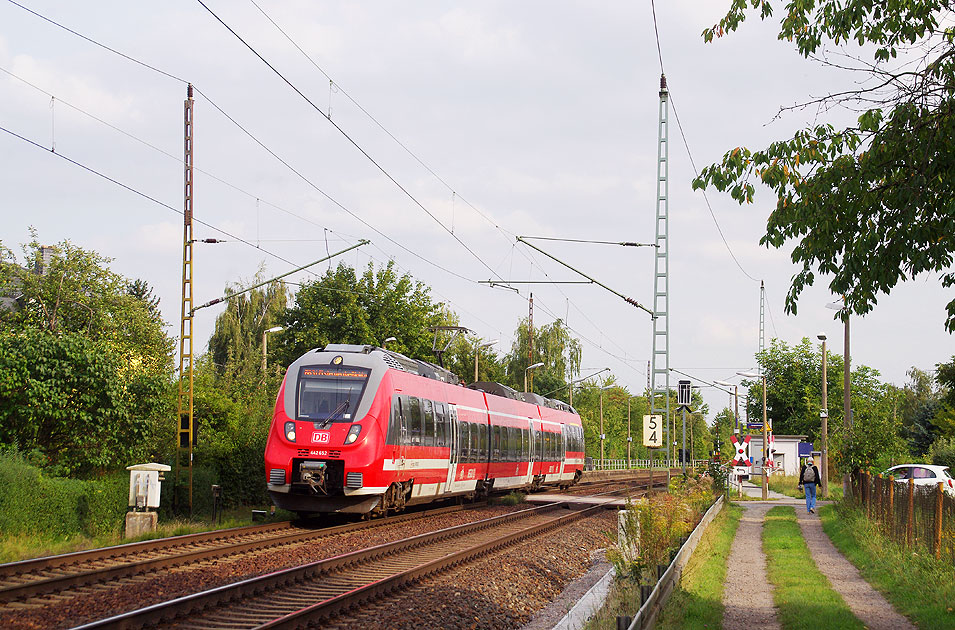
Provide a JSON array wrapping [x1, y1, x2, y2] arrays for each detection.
[[176, 85, 195, 515], [650, 74, 671, 463]]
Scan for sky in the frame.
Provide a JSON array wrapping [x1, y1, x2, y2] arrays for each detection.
[[1, 0, 952, 422]]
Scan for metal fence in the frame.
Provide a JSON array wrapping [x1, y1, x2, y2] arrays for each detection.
[[587, 458, 709, 471], [853, 471, 955, 562]]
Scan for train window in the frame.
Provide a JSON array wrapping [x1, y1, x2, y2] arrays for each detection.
[[435, 403, 447, 448], [510, 427, 518, 462], [491, 425, 504, 462], [406, 397, 422, 445], [458, 420, 469, 462], [422, 400, 435, 447], [296, 365, 370, 423]]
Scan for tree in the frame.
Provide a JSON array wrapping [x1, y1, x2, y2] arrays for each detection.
[[273, 261, 449, 368], [207, 270, 288, 380], [503, 317, 581, 397], [695, 1, 955, 331], [0, 234, 174, 476], [0, 234, 174, 373], [745, 337, 843, 440]]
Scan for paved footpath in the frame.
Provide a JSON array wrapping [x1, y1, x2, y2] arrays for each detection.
[[721, 481, 916, 630]]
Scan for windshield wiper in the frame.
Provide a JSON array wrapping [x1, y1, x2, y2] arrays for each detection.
[[319, 400, 350, 428]]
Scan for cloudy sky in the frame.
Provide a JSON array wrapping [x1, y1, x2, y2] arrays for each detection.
[[1, 1, 951, 419]]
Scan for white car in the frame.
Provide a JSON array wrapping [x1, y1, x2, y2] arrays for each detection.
[[883, 464, 955, 496]]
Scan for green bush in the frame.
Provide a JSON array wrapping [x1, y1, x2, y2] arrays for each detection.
[[928, 436, 955, 471], [0, 451, 128, 538]]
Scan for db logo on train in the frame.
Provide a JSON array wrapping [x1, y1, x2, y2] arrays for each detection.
[[311, 432, 330, 444]]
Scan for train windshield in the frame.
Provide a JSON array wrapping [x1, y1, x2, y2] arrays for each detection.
[[296, 366, 371, 423]]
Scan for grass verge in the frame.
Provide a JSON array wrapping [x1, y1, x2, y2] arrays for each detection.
[[582, 502, 742, 629], [820, 503, 955, 630], [763, 506, 863, 630], [653, 502, 743, 630]]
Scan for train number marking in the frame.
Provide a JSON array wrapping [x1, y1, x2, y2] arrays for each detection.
[[311, 432, 330, 444], [310, 450, 328, 456]]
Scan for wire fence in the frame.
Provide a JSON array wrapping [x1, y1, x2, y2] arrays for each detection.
[[852, 471, 955, 562], [587, 458, 710, 471]]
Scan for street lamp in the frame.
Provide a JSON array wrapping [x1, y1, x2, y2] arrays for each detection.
[[715, 380, 739, 433], [599, 384, 613, 469], [382, 336, 397, 349], [738, 370, 768, 500], [262, 326, 284, 373], [524, 362, 544, 393], [474, 339, 498, 383], [818, 332, 829, 498]]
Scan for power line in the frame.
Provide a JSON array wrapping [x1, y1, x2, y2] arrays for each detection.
[[645, 0, 759, 284], [0, 123, 362, 277], [195, 0, 506, 285], [0, 64, 365, 246], [6, 0, 481, 286], [6, 0, 186, 84]]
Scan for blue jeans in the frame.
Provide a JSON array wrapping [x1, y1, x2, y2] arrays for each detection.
[[804, 482, 817, 512]]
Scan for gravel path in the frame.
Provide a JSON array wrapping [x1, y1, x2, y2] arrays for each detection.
[[796, 511, 916, 630], [721, 503, 780, 630]]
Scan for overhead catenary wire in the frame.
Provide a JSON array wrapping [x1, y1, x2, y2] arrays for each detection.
[[0, 123, 362, 276], [7, 0, 657, 384], [0, 64, 365, 247], [194, 0, 508, 286], [246, 0, 653, 370], [4, 0, 481, 286], [647, 0, 759, 284]]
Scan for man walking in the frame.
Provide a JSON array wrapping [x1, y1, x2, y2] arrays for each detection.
[[798, 457, 821, 514]]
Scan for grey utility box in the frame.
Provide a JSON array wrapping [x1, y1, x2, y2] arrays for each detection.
[[124, 463, 171, 538], [126, 462, 171, 509]]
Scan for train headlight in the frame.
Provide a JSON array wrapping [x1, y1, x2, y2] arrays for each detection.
[[344, 424, 362, 444], [284, 421, 296, 442]]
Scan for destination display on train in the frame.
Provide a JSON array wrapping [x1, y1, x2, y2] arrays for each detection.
[[302, 367, 368, 379]]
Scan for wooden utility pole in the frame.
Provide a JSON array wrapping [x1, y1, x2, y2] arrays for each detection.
[[176, 84, 195, 516]]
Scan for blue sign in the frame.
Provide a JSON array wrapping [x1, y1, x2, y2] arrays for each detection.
[[797, 442, 814, 457], [746, 422, 764, 429]]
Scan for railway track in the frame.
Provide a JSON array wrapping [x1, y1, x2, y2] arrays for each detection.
[[75, 501, 604, 630], [0, 503, 477, 604]]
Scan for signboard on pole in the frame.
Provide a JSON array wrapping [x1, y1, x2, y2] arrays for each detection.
[[678, 380, 691, 407], [643, 415, 663, 447]]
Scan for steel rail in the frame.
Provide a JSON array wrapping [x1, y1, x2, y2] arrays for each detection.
[[0, 503, 474, 603], [73, 502, 578, 629]]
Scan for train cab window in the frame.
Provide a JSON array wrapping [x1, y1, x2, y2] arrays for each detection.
[[422, 399, 435, 447], [296, 366, 370, 424], [406, 397, 423, 445]]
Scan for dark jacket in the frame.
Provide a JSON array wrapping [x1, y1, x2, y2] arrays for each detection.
[[799, 463, 820, 485]]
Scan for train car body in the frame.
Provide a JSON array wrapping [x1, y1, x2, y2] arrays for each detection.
[[265, 344, 584, 516]]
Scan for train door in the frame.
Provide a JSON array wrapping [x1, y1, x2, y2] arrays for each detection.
[[444, 405, 458, 493], [396, 396, 408, 472]]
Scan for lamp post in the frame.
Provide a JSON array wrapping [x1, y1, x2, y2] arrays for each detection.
[[827, 298, 851, 496], [599, 384, 612, 469], [261, 326, 284, 373], [627, 397, 632, 469], [818, 332, 829, 498], [524, 361, 544, 393], [474, 339, 498, 383], [382, 336, 397, 349], [738, 371, 768, 500]]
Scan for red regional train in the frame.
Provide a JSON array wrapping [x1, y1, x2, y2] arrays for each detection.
[[265, 344, 585, 516]]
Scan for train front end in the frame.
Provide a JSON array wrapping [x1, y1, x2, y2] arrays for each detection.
[[265, 344, 391, 515]]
